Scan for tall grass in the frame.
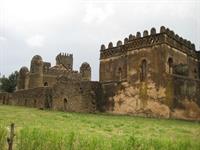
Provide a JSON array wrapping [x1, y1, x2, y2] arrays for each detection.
[[0, 126, 7, 150], [15, 127, 200, 150], [0, 105, 200, 150]]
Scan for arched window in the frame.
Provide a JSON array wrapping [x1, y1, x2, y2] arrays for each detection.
[[118, 67, 122, 81], [140, 59, 147, 82], [168, 58, 173, 74]]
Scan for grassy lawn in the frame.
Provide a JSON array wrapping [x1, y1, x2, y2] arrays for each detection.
[[0, 105, 200, 150]]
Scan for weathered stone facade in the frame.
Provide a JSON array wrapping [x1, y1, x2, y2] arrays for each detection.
[[0, 53, 98, 112], [0, 26, 200, 120], [18, 53, 91, 89], [100, 26, 200, 120]]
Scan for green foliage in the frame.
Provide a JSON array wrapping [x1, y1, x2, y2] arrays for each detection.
[[0, 71, 18, 93], [0, 105, 200, 150]]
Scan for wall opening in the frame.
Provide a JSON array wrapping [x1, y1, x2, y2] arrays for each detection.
[[140, 59, 147, 82], [24, 99, 27, 106], [63, 98, 68, 111], [44, 82, 48, 86], [34, 99, 37, 107], [168, 57, 173, 74], [3, 96, 5, 104], [194, 68, 198, 79], [118, 67, 122, 81]]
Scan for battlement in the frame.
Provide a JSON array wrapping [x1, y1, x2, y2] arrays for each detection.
[[56, 53, 73, 61], [100, 26, 197, 59], [56, 52, 73, 70]]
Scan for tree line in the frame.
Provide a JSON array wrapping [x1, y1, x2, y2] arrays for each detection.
[[0, 71, 18, 93]]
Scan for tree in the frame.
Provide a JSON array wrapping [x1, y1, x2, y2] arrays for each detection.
[[0, 71, 19, 93]]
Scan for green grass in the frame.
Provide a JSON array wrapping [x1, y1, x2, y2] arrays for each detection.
[[0, 105, 200, 150]]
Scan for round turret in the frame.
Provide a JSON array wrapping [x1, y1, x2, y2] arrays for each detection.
[[19, 67, 29, 77], [29, 55, 43, 88], [80, 62, 91, 81], [30, 55, 43, 73], [17, 66, 29, 90]]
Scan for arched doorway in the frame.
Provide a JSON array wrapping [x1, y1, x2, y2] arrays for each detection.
[[63, 98, 68, 111]]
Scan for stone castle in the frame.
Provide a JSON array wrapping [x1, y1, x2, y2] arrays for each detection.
[[17, 53, 91, 90], [0, 26, 200, 120]]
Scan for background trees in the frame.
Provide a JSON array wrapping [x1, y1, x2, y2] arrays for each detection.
[[0, 71, 18, 93]]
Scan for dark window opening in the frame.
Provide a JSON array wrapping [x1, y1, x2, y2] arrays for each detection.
[[140, 59, 147, 82], [44, 82, 48, 86], [118, 67, 122, 81], [168, 58, 173, 74], [79, 87, 83, 93], [64, 98, 68, 111]]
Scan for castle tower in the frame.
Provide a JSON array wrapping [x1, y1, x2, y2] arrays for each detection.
[[80, 62, 91, 81], [56, 53, 73, 70], [29, 55, 43, 88], [17, 66, 29, 90]]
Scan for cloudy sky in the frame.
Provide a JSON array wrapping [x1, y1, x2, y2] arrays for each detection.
[[0, 0, 200, 80]]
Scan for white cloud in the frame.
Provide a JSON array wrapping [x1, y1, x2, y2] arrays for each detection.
[[83, 3, 115, 24], [26, 35, 45, 47]]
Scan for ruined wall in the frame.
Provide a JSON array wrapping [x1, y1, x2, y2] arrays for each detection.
[[43, 74, 57, 87], [0, 87, 47, 108], [0, 80, 102, 113], [52, 77, 101, 112]]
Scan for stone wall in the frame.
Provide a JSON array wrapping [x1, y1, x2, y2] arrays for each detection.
[[52, 78, 102, 112], [101, 75, 200, 120], [0, 87, 48, 108], [0, 80, 102, 113], [99, 26, 200, 120]]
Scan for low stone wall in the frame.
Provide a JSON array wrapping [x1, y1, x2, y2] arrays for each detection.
[[0, 80, 102, 113], [0, 92, 10, 104], [0, 87, 49, 108]]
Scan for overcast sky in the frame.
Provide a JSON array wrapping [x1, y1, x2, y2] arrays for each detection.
[[0, 0, 200, 80]]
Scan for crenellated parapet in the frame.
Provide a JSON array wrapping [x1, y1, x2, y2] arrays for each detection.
[[100, 43, 127, 59], [56, 52, 73, 70], [159, 26, 197, 57], [100, 26, 198, 59]]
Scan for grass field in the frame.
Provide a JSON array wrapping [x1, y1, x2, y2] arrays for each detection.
[[0, 105, 200, 150]]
